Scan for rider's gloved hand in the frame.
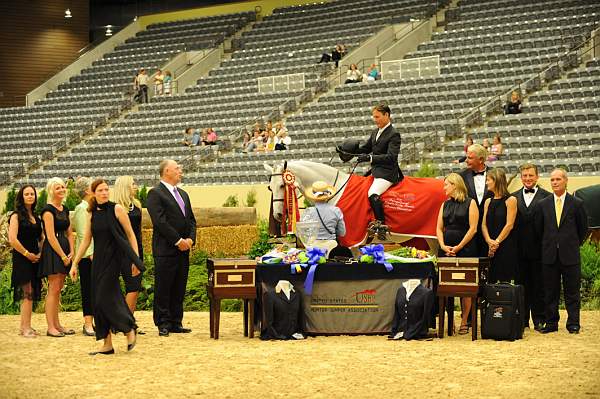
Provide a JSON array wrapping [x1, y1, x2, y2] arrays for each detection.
[[356, 154, 371, 163]]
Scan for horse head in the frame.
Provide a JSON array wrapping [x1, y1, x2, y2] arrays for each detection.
[[264, 161, 299, 222]]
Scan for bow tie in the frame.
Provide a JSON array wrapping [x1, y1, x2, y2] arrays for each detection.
[[473, 170, 485, 176], [524, 188, 535, 194]]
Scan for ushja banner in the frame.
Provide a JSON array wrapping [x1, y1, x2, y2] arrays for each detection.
[[335, 175, 447, 247]]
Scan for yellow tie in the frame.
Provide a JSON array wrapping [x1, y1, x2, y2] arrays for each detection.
[[555, 197, 562, 227]]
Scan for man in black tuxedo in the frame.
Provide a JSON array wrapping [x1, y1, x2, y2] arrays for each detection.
[[459, 143, 494, 256], [356, 104, 403, 240], [147, 159, 197, 336], [512, 163, 551, 331], [537, 169, 588, 334]]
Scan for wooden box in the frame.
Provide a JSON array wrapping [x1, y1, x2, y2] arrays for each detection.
[[437, 257, 489, 296], [207, 258, 257, 298]]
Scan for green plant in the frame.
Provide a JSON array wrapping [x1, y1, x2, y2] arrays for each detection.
[[581, 240, 600, 309], [414, 162, 439, 178], [35, 189, 47, 214], [2, 185, 17, 215], [247, 219, 273, 259], [222, 194, 239, 207], [63, 180, 81, 211], [0, 264, 19, 314], [245, 189, 257, 207], [137, 185, 148, 208], [304, 197, 313, 208]]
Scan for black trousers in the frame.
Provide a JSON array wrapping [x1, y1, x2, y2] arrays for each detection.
[[543, 260, 581, 329], [518, 257, 545, 327], [153, 253, 189, 329], [79, 257, 93, 317], [139, 85, 148, 103]]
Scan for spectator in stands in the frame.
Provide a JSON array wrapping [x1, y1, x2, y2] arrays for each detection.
[[199, 128, 208, 146], [136, 68, 149, 103], [182, 127, 194, 147], [264, 130, 277, 152], [452, 135, 473, 164], [364, 64, 379, 82], [8, 184, 43, 338], [334, 44, 346, 67], [132, 72, 140, 102], [505, 90, 522, 114], [163, 71, 173, 96], [246, 130, 263, 152], [40, 177, 75, 337], [482, 138, 490, 152], [241, 130, 251, 152], [73, 177, 95, 337], [275, 127, 292, 150], [154, 69, 164, 96], [487, 135, 504, 162], [345, 64, 362, 84], [205, 128, 218, 146]]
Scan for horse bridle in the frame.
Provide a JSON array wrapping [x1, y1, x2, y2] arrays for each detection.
[[267, 160, 359, 204]]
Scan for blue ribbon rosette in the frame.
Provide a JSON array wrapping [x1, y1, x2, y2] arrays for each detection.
[[290, 247, 326, 295], [360, 244, 393, 272]]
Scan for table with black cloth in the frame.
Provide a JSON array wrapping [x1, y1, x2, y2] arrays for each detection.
[[256, 262, 435, 335]]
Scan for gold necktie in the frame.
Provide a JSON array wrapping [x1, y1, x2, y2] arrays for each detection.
[[555, 197, 563, 227]]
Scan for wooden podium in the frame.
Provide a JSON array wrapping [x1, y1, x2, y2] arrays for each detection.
[[437, 257, 489, 341], [207, 258, 257, 339]]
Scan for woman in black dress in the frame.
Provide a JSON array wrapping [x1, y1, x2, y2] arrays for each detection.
[[482, 168, 518, 283], [436, 173, 479, 334], [70, 179, 144, 355], [114, 176, 144, 316], [40, 177, 75, 337], [8, 185, 43, 338]]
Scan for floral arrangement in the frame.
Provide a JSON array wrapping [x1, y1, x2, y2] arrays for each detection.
[[387, 246, 432, 260], [260, 245, 326, 265]]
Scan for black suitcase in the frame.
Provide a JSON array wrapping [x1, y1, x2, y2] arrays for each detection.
[[481, 282, 525, 341]]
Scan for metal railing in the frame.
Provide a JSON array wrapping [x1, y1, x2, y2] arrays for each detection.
[[381, 54, 440, 80], [455, 30, 597, 135]]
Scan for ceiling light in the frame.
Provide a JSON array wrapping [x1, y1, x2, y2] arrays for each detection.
[[65, 8, 72, 18]]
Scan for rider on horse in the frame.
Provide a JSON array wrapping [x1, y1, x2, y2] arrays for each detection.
[[337, 104, 403, 241]]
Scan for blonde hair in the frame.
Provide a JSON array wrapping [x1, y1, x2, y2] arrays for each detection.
[[467, 143, 488, 162], [46, 177, 65, 203], [113, 175, 141, 210], [445, 173, 468, 202], [487, 168, 509, 197]]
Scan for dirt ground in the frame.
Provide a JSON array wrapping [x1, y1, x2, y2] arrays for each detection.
[[1, 310, 599, 399]]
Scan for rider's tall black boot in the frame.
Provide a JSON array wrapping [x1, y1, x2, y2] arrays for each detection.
[[368, 194, 388, 241]]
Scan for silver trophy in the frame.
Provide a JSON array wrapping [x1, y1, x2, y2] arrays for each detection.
[[295, 221, 320, 248]]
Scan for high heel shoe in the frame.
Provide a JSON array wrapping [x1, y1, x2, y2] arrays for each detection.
[[82, 325, 96, 336], [127, 329, 137, 352], [89, 348, 115, 356]]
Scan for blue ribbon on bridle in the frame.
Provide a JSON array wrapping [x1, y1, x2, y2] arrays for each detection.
[[360, 244, 393, 272], [290, 247, 327, 295]]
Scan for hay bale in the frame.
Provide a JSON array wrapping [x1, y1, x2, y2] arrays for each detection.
[[142, 224, 258, 257], [141, 207, 256, 229]]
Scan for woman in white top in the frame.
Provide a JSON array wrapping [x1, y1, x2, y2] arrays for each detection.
[[345, 64, 362, 84], [154, 69, 164, 96]]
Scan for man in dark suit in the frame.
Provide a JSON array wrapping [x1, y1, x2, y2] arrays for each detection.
[[459, 143, 494, 256], [356, 104, 403, 240], [537, 168, 588, 334], [147, 159, 197, 336], [512, 163, 551, 331]]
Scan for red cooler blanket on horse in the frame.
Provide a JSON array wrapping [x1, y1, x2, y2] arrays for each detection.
[[336, 175, 446, 247]]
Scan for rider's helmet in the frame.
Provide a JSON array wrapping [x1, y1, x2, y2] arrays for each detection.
[[336, 138, 361, 162]]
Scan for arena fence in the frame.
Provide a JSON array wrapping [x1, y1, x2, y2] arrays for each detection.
[[258, 72, 305, 93], [381, 55, 440, 80]]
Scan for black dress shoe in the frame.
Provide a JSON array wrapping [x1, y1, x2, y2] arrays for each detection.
[[158, 328, 170, 337], [567, 327, 580, 334], [540, 325, 558, 334], [127, 330, 137, 351], [533, 323, 544, 332], [89, 348, 115, 355], [170, 326, 192, 333]]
